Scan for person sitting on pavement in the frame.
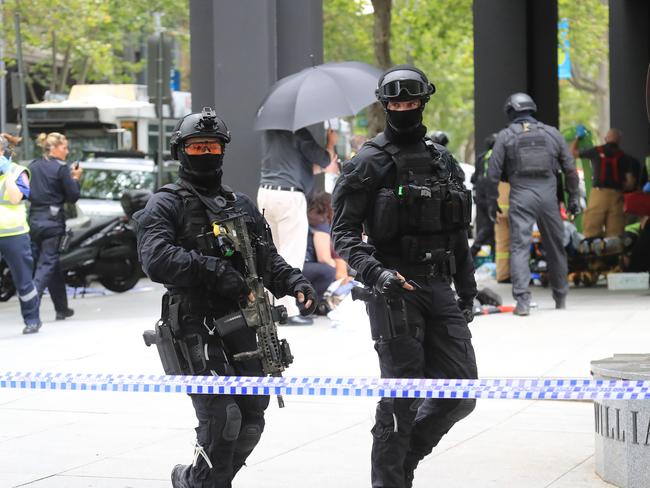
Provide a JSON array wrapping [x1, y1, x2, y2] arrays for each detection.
[[570, 127, 639, 238], [29, 133, 82, 321], [303, 191, 353, 314], [0, 134, 41, 334]]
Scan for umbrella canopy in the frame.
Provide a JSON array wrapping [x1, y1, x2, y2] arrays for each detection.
[[254, 61, 382, 132]]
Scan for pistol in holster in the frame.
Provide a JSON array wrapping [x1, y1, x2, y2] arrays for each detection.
[[351, 286, 408, 341], [143, 293, 213, 375]]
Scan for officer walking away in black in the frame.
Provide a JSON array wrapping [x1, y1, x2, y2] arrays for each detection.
[[470, 133, 497, 256], [29, 132, 82, 320], [135, 108, 316, 488], [486, 93, 581, 316], [332, 65, 478, 488]]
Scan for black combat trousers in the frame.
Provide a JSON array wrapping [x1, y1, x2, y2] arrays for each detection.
[[173, 318, 270, 488], [367, 276, 478, 488], [470, 191, 495, 256], [31, 234, 69, 313]]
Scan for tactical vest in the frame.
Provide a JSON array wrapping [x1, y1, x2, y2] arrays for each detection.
[[507, 121, 554, 178], [157, 183, 268, 289], [0, 163, 30, 237], [364, 134, 471, 268]]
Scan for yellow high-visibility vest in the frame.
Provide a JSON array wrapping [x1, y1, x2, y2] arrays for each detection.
[[0, 163, 30, 237]]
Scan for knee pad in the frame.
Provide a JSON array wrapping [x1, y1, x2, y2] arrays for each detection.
[[222, 403, 242, 441]]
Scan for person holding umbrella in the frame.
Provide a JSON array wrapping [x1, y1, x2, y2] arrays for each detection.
[[257, 128, 337, 326], [332, 65, 477, 488], [254, 61, 383, 326]]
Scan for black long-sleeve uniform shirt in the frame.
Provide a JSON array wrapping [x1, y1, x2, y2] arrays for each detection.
[[135, 187, 306, 301], [28, 157, 80, 236], [331, 140, 477, 302]]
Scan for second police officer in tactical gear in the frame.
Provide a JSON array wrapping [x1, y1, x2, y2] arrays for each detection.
[[135, 108, 316, 488], [332, 65, 478, 488], [485, 93, 581, 316]]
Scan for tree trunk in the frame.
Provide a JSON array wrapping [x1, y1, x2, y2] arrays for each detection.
[[367, 0, 392, 137], [596, 59, 610, 140], [50, 31, 57, 93], [78, 56, 91, 84], [58, 43, 72, 92]]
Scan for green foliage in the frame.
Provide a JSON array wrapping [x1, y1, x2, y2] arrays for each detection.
[[1, 0, 189, 97], [558, 0, 609, 137], [324, 0, 475, 160]]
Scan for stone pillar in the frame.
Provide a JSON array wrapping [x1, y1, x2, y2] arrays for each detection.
[[473, 0, 558, 160], [609, 1, 650, 162], [189, 0, 323, 198]]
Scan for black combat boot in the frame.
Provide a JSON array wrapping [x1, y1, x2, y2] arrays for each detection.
[[171, 464, 192, 488], [554, 295, 566, 309]]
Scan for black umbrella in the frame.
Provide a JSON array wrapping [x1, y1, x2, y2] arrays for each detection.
[[254, 61, 382, 132]]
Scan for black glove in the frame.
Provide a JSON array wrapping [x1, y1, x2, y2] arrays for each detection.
[[458, 299, 474, 324], [214, 261, 250, 301], [372, 268, 406, 299], [567, 197, 582, 217], [487, 201, 502, 223], [293, 281, 318, 316]]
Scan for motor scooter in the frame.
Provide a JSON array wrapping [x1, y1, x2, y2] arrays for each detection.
[[0, 190, 151, 300]]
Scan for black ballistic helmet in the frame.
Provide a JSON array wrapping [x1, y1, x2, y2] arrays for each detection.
[[430, 130, 449, 146], [503, 93, 537, 115], [376, 65, 436, 105], [170, 107, 231, 160]]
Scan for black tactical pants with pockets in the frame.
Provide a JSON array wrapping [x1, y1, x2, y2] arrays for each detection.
[[369, 276, 478, 488], [175, 314, 270, 488]]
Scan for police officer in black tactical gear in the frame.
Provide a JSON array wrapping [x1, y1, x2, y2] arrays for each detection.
[[135, 107, 316, 488], [485, 93, 581, 316], [470, 133, 497, 256], [332, 65, 478, 488]]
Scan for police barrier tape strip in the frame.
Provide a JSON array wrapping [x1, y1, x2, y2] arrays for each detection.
[[1, 372, 650, 400]]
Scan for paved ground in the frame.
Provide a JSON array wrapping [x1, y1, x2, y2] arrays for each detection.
[[0, 278, 648, 487]]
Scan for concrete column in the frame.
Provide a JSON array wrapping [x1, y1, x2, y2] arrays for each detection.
[[189, 0, 323, 198], [609, 1, 650, 161], [473, 0, 558, 159]]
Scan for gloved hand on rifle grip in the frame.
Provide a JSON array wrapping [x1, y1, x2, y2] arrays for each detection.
[[214, 261, 251, 301], [294, 281, 317, 316]]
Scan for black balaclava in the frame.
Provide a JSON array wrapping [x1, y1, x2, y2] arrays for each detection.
[[379, 65, 429, 144], [178, 149, 225, 193]]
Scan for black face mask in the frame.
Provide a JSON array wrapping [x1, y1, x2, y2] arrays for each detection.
[[386, 108, 423, 134], [182, 153, 224, 172]]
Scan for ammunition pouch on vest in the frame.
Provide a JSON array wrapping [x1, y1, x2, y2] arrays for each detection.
[[508, 122, 554, 178], [365, 134, 469, 270]]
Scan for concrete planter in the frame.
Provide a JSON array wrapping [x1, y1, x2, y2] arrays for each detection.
[[591, 354, 650, 488]]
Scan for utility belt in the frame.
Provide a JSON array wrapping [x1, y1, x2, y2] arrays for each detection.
[[142, 292, 287, 376]]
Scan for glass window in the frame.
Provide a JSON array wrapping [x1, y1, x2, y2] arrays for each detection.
[[80, 169, 161, 200]]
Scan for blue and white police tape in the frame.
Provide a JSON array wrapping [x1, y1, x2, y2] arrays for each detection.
[[1, 372, 649, 400]]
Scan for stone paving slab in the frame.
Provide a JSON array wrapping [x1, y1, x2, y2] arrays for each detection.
[[1, 279, 647, 487]]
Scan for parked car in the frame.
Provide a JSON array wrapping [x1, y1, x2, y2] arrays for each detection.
[[73, 154, 178, 225]]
